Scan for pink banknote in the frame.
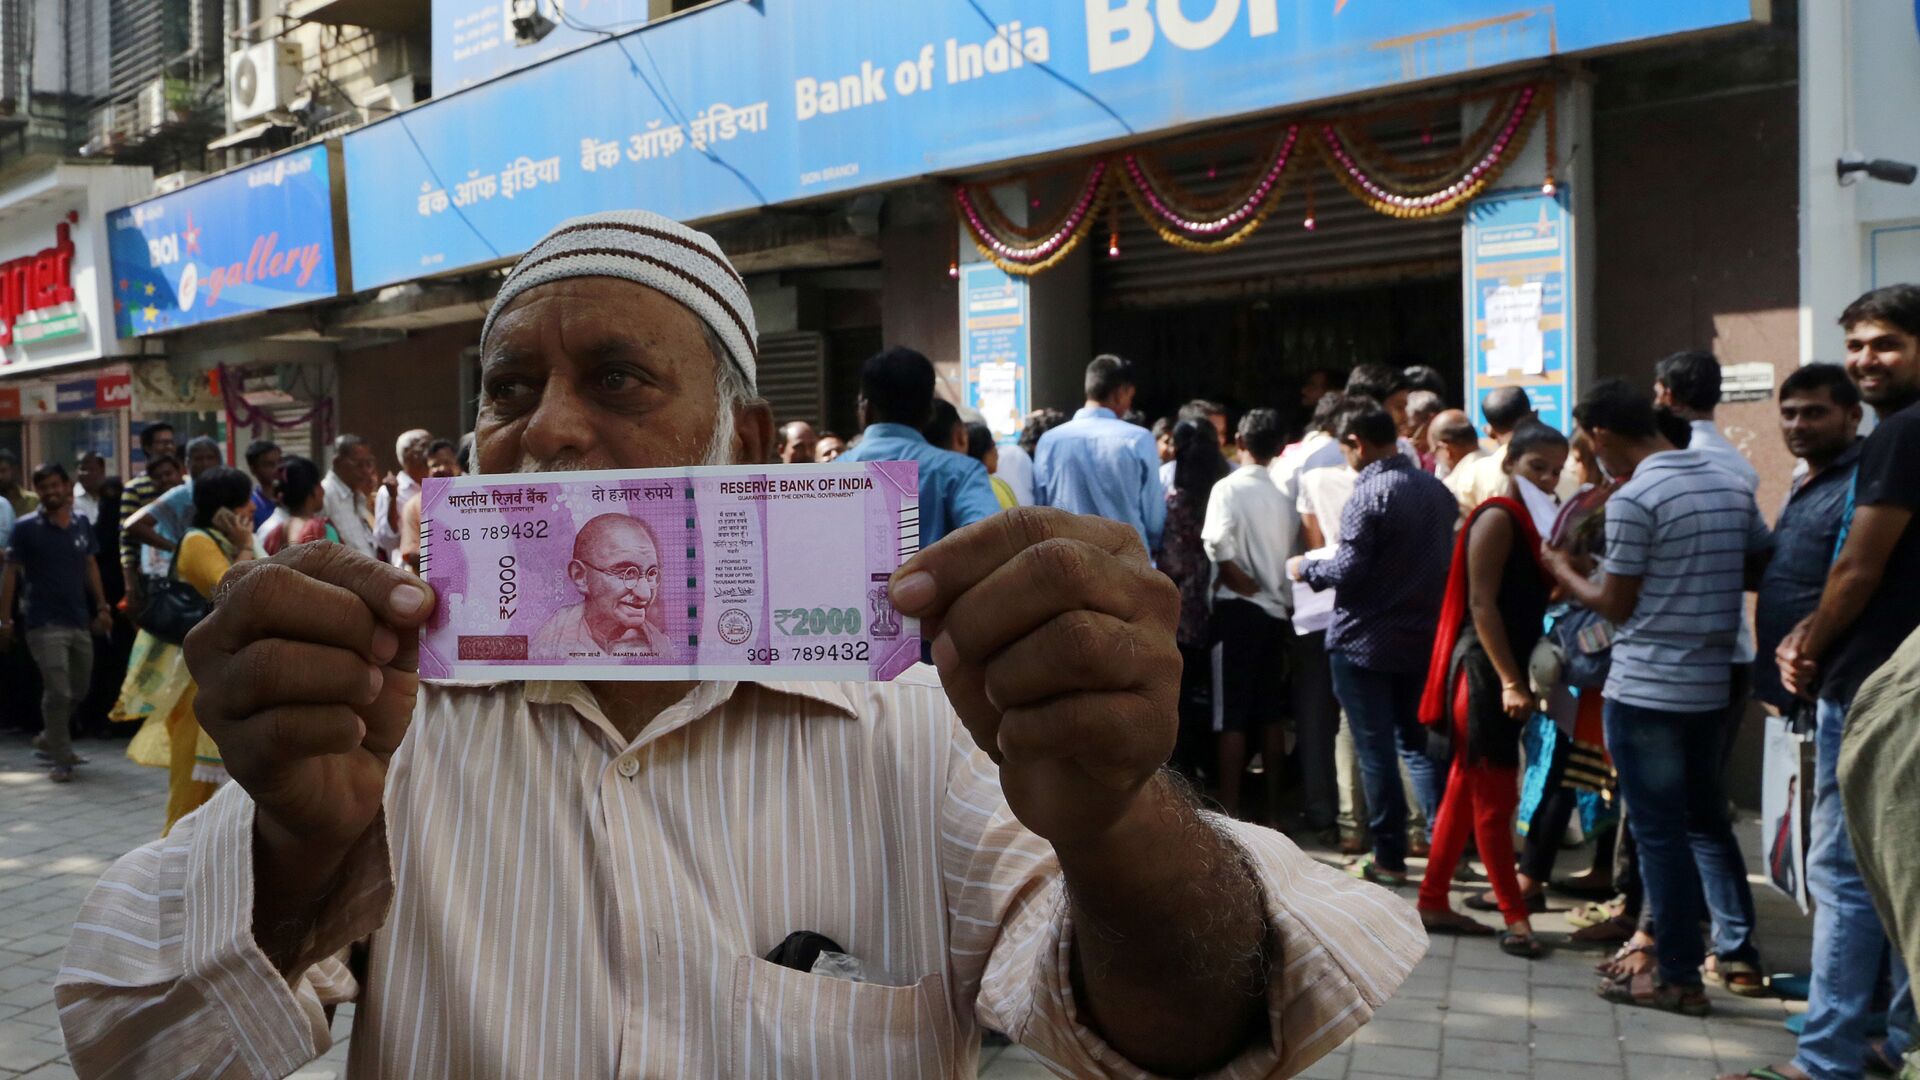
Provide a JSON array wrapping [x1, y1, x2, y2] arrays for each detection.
[[417, 462, 921, 681]]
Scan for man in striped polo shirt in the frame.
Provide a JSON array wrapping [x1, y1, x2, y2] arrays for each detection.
[[1546, 378, 1772, 1016]]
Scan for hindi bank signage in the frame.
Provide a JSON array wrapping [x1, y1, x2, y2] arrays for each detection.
[[344, 0, 1759, 290], [107, 143, 343, 337]]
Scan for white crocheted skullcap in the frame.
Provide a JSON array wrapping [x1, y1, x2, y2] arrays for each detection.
[[482, 209, 758, 393]]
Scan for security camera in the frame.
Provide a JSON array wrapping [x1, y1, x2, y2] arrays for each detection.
[[510, 0, 556, 45], [1838, 156, 1919, 186]]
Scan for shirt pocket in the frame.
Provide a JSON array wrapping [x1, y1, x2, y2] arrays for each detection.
[[728, 954, 957, 1080]]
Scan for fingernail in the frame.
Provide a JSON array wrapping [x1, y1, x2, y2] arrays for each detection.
[[889, 571, 935, 612], [390, 583, 427, 616], [366, 665, 385, 700], [370, 625, 399, 665], [930, 630, 957, 669]]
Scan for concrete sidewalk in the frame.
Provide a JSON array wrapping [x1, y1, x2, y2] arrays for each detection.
[[0, 729, 1814, 1079]]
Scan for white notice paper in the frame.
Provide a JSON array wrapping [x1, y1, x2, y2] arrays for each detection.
[[1485, 282, 1545, 376], [1290, 546, 1337, 633]]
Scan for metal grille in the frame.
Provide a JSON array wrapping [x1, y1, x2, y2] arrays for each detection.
[[0, 0, 24, 105], [1096, 119, 1465, 307], [755, 331, 828, 428]]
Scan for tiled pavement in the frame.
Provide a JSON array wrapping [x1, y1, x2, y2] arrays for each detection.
[[0, 729, 1813, 1079]]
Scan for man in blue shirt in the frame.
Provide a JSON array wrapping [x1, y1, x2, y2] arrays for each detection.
[[1033, 355, 1165, 552], [839, 346, 1000, 547], [1289, 398, 1454, 885], [1753, 364, 1861, 713], [0, 464, 111, 782]]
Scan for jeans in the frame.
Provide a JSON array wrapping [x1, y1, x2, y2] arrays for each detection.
[[1796, 698, 1914, 1080], [1604, 699, 1758, 987], [24, 625, 91, 764], [1328, 652, 1442, 872]]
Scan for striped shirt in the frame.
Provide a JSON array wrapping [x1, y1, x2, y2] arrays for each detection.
[[57, 671, 1425, 1079], [1602, 450, 1771, 712]]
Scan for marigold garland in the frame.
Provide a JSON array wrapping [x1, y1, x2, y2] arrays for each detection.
[[955, 164, 1110, 274], [1333, 85, 1529, 189], [954, 79, 1553, 273], [1316, 85, 1542, 218], [1117, 127, 1301, 252]]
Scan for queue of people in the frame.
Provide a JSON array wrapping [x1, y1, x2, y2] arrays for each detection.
[[810, 284, 1920, 1069]]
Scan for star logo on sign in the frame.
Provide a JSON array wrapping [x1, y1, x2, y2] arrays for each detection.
[[118, 278, 129, 292], [183, 213, 201, 255], [142, 305, 158, 325], [144, 282, 155, 296]]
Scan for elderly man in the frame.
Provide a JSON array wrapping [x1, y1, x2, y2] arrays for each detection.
[[374, 429, 432, 565], [59, 211, 1422, 1079], [1429, 409, 1485, 483], [323, 434, 379, 559], [531, 513, 668, 658], [777, 419, 818, 464]]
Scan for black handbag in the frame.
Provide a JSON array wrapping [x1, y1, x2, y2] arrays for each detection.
[[135, 530, 213, 643]]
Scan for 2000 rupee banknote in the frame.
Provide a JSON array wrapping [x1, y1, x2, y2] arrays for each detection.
[[418, 462, 920, 681]]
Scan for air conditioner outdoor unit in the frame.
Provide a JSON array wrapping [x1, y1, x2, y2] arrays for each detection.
[[137, 78, 170, 134], [228, 40, 303, 124], [155, 171, 205, 194]]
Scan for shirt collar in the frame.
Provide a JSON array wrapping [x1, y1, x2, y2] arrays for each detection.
[[861, 422, 929, 446], [518, 677, 861, 750], [1794, 440, 1864, 495], [1074, 405, 1117, 421], [1358, 454, 1410, 482]]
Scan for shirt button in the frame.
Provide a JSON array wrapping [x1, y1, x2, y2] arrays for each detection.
[[616, 756, 640, 778]]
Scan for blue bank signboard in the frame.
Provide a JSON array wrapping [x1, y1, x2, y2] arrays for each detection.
[[345, 0, 1758, 290], [107, 143, 341, 337]]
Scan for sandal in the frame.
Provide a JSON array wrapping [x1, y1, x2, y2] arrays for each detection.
[[1596, 966, 1711, 1016], [1500, 931, 1546, 959], [1350, 858, 1409, 888], [1714, 1068, 1809, 1080], [1421, 908, 1496, 936], [1551, 872, 1618, 900], [1465, 889, 1548, 914], [1570, 914, 1637, 946], [1596, 940, 1653, 978], [1710, 957, 1771, 998], [1566, 899, 1622, 929]]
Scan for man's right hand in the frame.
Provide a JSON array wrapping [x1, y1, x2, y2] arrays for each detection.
[[185, 543, 434, 862]]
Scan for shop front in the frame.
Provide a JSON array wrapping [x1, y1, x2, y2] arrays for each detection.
[[0, 163, 155, 475]]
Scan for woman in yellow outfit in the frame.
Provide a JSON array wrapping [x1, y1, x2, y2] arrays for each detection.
[[117, 467, 260, 832]]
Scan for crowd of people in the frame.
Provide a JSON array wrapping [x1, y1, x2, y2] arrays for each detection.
[[798, 287, 1920, 1075], [0, 424, 466, 820], [11, 258, 1920, 1075]]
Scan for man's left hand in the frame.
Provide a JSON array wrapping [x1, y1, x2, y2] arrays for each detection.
[[91, 609, 112, 638], [888, 508, 1179, 846]]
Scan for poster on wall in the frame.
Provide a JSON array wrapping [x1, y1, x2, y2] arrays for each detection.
[[345, 0, 1756, 291], [959, 263, 1029, 445], [1465, 187, 1574, 433]]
